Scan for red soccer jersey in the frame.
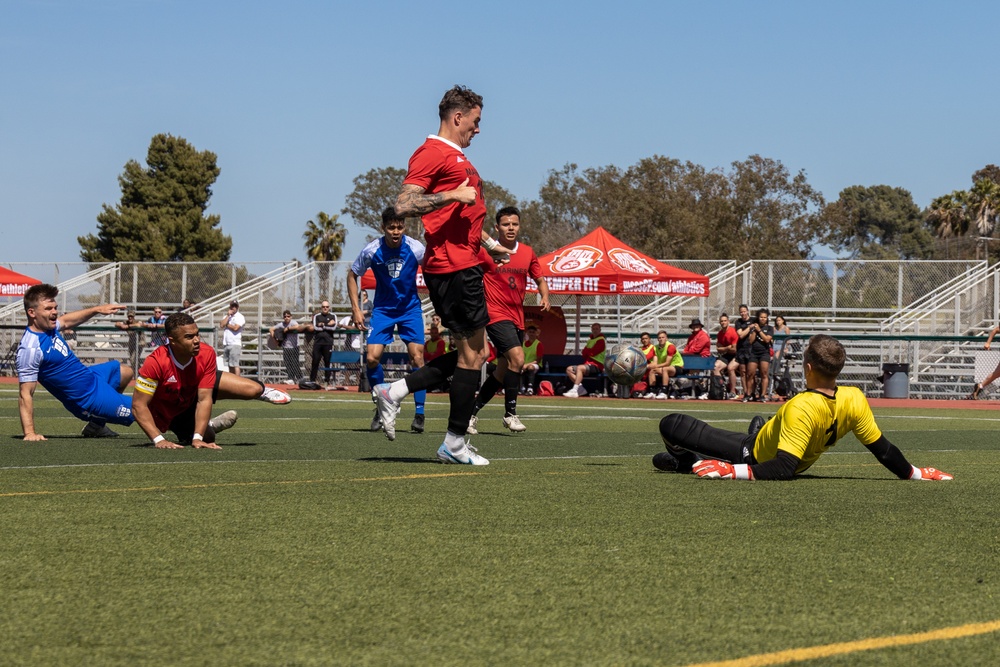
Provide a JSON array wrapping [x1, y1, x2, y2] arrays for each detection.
[[404, 136, 487, 274], [478, 242, 543, 329], [135, 345, 218, 432], [716, 326, 738, 354]]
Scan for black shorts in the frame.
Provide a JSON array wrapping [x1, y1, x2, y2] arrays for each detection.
[[486, 321, 524, 355], [749, 350, 772, 364], [718, 354, 736, 365], [736, 348, 752, 365], [424, 266, 489, 335], [169, 371, 222, 444]]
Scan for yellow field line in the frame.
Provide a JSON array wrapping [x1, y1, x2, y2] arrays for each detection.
[[683, 619, 1000, 667], [0, 471, 481, 498]]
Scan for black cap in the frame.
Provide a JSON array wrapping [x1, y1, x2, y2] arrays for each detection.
[[230, 300, 239, 308], [689, 318, 703, 329]]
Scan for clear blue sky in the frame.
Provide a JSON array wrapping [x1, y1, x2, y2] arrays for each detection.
[[2, 0, 997, 266]]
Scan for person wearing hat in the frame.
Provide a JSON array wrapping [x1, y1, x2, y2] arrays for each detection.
[[220, 300, 245, 377], [683, 318, 712, 357]]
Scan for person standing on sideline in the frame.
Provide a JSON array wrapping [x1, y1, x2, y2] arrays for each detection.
[[115, 310, 145, 370], [653, 334, 954, 482], [309, 301, 336, 385], [17, 284, 134, 439], [467, 207, 550, 434], [347, 206, 428, 434], [372, 85, 509, 465], [220, 300, 245, 377], [133, 312, 290, 449], [270, 310, 303, 385], [564, 323, 606, 397], [521, 325, 545, 395], [713, 313, 738, 397], [734, 303, 753, 399]]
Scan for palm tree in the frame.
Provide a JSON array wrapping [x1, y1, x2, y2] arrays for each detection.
[[928, 192, 967, 238], [303, 211, 347, 301], [967, 178, 1000, 237]]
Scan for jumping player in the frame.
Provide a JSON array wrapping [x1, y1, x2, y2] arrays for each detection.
[[373, 85, 508, 465], [347, 206, 428, 434], [131, 312, 291, 449], [653, 334, 954, 482], [17, 283, 133, 440], [467, 207, 550, 434]]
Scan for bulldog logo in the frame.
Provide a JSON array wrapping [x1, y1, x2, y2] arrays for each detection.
[[609, 248, 656, 275], [549, 246, 602, 273]]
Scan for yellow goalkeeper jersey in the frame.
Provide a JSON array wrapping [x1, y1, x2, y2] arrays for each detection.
[[753, 386, 882, 474]]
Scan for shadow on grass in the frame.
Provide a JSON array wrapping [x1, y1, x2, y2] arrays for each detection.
[[357, 456, 439, 465], [126, 441, 258, 448]]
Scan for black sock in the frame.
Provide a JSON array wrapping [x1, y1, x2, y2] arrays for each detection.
[[448, 367, 481, 435], [405, 351, 459, 393], [504, 371, 521, 415], [473, 373, 503, 414], [523, 368, 537, 391]]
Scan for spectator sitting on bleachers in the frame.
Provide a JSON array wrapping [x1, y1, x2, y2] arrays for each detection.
[[645, 330, 683, 399], [521, 325, 544, 395], [424, 326, 446, 362], [564, 323, 606, 398], [683, 318, 712, 357]]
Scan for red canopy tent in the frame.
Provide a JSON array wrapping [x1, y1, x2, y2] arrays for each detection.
[[0, 266, 41, 298]]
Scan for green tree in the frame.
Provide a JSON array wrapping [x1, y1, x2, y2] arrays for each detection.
[[79, 134, 231, 261], [820, 185, 934, 259]]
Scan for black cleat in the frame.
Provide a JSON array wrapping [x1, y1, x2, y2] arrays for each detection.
[[748, 415, 766, 439], [410, 413, 425, 434], [652, 451, 680, 472]]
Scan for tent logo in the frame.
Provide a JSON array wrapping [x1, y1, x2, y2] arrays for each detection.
[[549, 246, 602, 273], [609, 248, 656, 275]]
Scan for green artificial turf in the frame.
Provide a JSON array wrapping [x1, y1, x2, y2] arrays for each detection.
[[1, 388, 998, 666]]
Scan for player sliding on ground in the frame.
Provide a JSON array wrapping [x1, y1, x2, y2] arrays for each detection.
[[131, 312, 291, 449], [654, 334, 954, 481]]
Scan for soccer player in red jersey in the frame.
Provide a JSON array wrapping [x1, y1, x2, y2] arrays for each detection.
[[132, 312, 291, 449], [467, 207, 550, 435], [372, 85, 508, 465]]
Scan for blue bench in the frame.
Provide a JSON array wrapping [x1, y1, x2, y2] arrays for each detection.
[[672, 355, 717, 397], [536, 354, 606, 395]]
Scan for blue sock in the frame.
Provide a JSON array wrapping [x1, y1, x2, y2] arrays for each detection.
[[366, 363, 384, 387], [412, 366, 425, 415]]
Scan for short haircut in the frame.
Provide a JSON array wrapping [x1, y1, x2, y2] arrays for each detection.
[[640, 332, 651, 338], [165, 312, 196, 337], [283, 310, 292, 317], [657, 330, 668, 337], [719, 313, 729, 319], [24, 283, 58, 313], [382, 206, 405, 227], [739, 303, 749, 311], [804, 335, 846, 378], [526, 325, 538, 331], [496, 206, 520, 225], [756, 308, 770, 319], [438, 85, 483, 121]]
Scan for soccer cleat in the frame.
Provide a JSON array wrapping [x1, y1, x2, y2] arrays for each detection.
[[209, 410, 239, 434], [81, 422, 118, 438], [369, 409, 382, 432], [466, 415, 479, 435], [643, 392, 656, 399], [436, 441, 489, 466], [748, 415, 766, 439], [259, 387, 292, 404], [969, 382, 983, 400], [371, 383, 400, 441], [503, 414, 527, 432], [655, 392, 669, 400], [411, 413, 425, 434], [652, 451, 680, 472], [526, 387, 534, 396]]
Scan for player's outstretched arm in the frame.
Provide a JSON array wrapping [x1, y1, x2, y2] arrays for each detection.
[[59, 303, 126, 329], [191, 388, 221, 450], [693, 451, 799, 481], [132, 386, 184, 449], [864, 435, 953, 480], [395, 181, 475, 217], [18, 382, 46, 441]]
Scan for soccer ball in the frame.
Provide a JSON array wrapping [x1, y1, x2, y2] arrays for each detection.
[[605, 346, 648, 386]]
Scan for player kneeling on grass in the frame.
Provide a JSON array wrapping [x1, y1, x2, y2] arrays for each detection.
[[653, 334, 954, 482], [132, 312, 291, 449]]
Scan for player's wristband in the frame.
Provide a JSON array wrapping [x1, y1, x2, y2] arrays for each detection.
[[483, 236, 499, 251], [192, 433, 203, 442], [733, 464, 754, 480], [152, 435, 165, 444]]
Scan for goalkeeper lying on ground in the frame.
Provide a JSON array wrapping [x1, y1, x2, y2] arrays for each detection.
[[654, 334, 953, 482]]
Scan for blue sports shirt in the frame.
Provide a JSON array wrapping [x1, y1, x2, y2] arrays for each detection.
[[351, 235, 425, 313], [17, 321, 101, 409]]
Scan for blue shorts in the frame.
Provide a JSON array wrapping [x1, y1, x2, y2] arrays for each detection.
[[367, 307, 425, 346], [73, 361, 134, 426]]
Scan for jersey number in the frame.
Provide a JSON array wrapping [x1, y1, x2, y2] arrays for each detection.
[[508, 276, 517, 290], [824, 420, 839, 448]]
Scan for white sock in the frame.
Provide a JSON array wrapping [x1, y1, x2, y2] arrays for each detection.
[[388, 379, 409, 402], [444, 431, 466, 452], [574, 383, 583, 391]]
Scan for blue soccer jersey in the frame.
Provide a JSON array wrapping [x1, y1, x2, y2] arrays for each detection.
[[351, 235, 425, 314]]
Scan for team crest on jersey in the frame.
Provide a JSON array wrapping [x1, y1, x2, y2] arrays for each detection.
[[385, 258, 404, 279], [609, 248, 656, 275], [53, 337, 69, 357], [549, 246, 602, 273]]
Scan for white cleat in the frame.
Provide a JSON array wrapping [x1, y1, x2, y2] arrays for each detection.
[[370, 409, 383, 432], [502, 414, 527, 432], [436, 441, 489, 466], [259, 387, 292, 404], [209, 410, 239, 434], [562, 389, 579, 398], [371, 383, 400, 441], [467, 415, 479, 435]]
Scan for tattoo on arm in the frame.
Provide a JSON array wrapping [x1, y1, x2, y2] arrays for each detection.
[[396, 184, 445, 216]]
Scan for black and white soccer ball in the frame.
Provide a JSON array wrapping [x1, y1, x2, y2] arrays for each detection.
[[605, 346, 648, 386]]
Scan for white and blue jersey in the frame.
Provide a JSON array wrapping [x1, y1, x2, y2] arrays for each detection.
[[17, 322, 133, 425], [352, 235, 426, 346]]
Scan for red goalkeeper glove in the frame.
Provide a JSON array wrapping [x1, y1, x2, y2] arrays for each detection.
[[693, 459, 754, 480], [909, 466, 954, 481]]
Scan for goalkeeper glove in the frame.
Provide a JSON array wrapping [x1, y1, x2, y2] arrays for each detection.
[[909, 466, 954, 481], [693, 459, 754, 480]]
